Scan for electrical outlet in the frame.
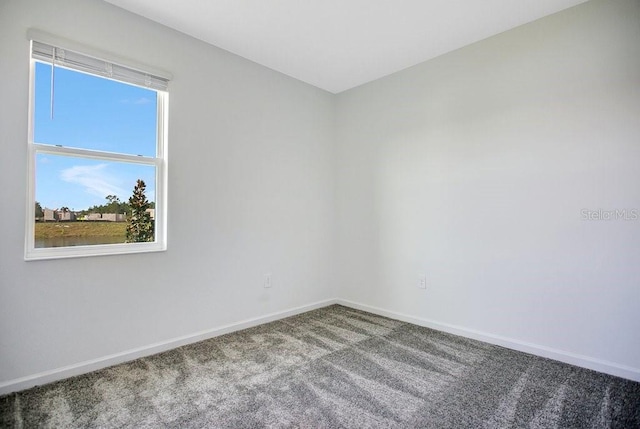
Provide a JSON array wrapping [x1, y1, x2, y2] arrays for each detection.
[[418, 275, 427, 289], [264, 274, 272, 288]]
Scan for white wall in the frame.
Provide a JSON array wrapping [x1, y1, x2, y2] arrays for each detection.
[[335, 0, 640, 376], [0, 0, 335, 389]]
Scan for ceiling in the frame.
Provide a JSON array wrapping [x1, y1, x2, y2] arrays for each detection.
[[104, 0, 588, 93]]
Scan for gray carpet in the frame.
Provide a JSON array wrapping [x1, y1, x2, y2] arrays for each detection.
[[1, 305, 639, 428]]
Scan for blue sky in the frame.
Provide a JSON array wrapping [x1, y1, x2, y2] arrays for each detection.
[[35, 63, 157, 210]]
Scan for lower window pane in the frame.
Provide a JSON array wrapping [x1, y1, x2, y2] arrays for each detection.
[[35, 154, 156, 248]]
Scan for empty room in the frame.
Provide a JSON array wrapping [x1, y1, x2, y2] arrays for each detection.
[[1, 0, 639, 427]]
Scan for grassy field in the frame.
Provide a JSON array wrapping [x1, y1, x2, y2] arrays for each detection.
[[35, 222, 127, 239]]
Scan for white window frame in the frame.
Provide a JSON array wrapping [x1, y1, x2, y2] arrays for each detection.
[[25, 31, 171, 261]]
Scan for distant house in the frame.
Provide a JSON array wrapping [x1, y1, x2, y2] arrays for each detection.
[[56, 210, 75, 221], [102, 213, 126, 222], [43, 208, 55, 222], [85, 213, 126, 222], [145, 208, 155, 220]]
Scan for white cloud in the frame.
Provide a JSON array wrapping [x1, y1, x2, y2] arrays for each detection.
[[134, 97, 152, 105], [60, 164, 127, 200], [120, 97, 153, 105]]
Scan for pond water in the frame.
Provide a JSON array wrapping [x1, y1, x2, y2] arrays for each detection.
[[35, 236, 126, 248]]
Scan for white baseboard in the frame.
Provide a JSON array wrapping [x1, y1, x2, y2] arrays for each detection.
[[0, 299, 338, 396], [336, 299, 640, 383], [2, 297, 638, 395]]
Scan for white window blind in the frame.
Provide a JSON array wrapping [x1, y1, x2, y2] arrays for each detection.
[[31, 40, 169, 91]]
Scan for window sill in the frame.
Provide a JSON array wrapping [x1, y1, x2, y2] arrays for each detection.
[[24, 241, 167, 261]]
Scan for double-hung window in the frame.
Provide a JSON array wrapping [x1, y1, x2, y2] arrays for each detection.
[[26, 32, 170, 260]]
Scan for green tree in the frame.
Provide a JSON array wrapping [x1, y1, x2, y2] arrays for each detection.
[[126, 179, 154, 242], [84, 195, 130, 216], [105, 194, 122, 214], [35, 201, 44, 219]]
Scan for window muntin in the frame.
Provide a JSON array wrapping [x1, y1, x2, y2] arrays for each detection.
[[26, 38, 168, 260]]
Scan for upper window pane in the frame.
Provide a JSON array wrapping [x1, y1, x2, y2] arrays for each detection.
[[34, 62, 158, 157]]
